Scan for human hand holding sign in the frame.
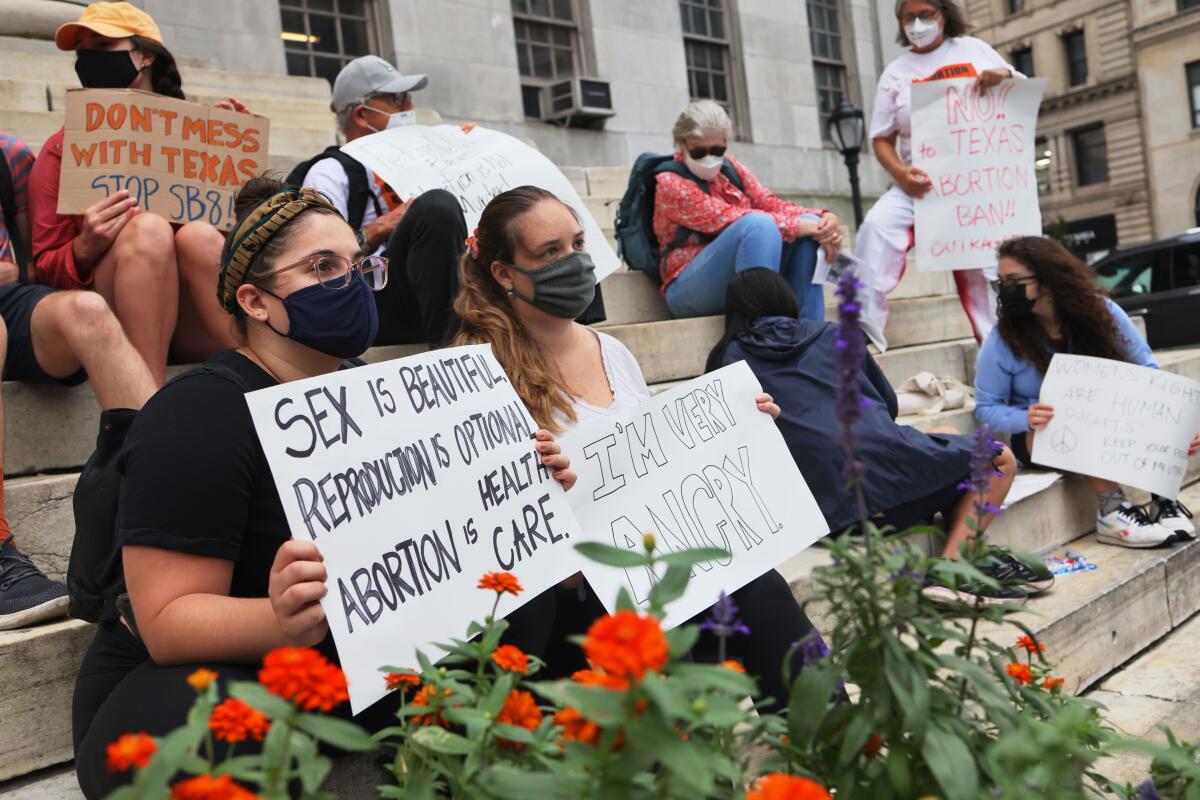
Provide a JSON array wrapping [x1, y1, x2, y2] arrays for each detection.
[[213, 96, 253, 115], [535, 429, 576, 491], [1189, 432, 1200, 458], [73, 190, 139, 268], [1027, 402, 1055, 431], [974, 67, 1014, 94], [757, 392, 781, 420], [899, 165, 933, 199], [269, 539, 330, 647]]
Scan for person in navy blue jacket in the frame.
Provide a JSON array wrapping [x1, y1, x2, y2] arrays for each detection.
[[706, 268, 1042, 606], [975, 236, 1200, 548]]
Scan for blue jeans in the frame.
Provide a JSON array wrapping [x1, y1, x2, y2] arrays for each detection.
[[664, 212, 824, 319]]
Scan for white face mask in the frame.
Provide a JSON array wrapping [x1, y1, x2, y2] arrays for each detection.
[[904, 16, 943, 49], [363, 106, 416, 132], [685, 154, 724, 181]]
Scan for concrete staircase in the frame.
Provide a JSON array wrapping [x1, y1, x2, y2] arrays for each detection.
[[2, 82, 1200, 796]]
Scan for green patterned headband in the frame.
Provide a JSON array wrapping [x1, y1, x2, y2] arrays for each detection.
[[218, 187, 339, 312]]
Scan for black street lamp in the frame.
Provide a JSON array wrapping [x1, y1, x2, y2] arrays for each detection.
[[828, 100, 865, 228]]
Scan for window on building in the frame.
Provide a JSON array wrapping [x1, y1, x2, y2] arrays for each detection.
[[680, 0, 735, 114], [1180, 0, 1200, 10], [511, 0, 580, 118], [807, 0, 850, 140], [1071, 124, 1108, 186], [1012, 46, 1034, 78], [1062, 29, 1088, 87], [1188, 61, 1200, 129], [1008, 0, 1025, 13], [279, 0, 378, 86], [1035, 136, 1053, 194]]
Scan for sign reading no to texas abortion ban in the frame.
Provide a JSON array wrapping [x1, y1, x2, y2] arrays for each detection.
[[559, 361, 829, 629], [58, 88, 270, 230], [246, 346, 586, 713], [1031, 355, 1200, 499], [911, 77, 1047, 272]]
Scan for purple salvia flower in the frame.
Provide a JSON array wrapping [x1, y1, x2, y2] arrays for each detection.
[[1136, 780, 1161, 800], [795, 629, 831, 669], [834, 269, 871, 485], [700, 591, 751, 638], [963, 425, 1005, 526]]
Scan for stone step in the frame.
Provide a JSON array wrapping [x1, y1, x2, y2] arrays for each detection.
[[0, 763, 81, 799]]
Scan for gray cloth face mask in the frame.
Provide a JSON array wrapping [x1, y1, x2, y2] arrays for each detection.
[[505, 251, 597, 319]]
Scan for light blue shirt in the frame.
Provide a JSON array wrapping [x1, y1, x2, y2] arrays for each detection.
[[974, 297, 1157, 434]]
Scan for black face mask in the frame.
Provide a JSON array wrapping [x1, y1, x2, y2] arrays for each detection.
[[997, 282, 1036, 317], [75, 49, 140, 89]]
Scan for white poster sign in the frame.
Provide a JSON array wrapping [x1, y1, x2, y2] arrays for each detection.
[[1031, 355, 1200, 499], [341, 125, 619, 280], [245, 345, 586, 713], [560, 361, 829, 628], [911, 77, 1047, 272]]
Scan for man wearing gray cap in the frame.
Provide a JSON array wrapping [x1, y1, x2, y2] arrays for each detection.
[[293, 55, 467, 346]]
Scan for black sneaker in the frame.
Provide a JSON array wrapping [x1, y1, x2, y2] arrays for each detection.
[[0, 536, 69, 630], [1149, 497, 1195, 543], [921, 564, 1029, 607], [993, 552, 1055, 595]]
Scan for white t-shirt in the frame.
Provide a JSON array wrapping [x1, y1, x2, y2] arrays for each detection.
[[555, 329, 651, 432], [302, 157, 389, 254], [869, 36, 1018, 165]]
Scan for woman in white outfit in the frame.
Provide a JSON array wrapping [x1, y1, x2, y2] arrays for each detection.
[[853, 0, 1023, 351]]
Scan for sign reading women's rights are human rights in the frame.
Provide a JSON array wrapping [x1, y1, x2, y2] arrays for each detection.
[[911, 77, 1048, 272], [245, 346, 587, 713]]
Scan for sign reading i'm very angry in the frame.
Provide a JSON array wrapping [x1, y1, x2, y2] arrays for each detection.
[[58, 88, 269, 230], [911, 77, 1047, 271], [245, 346, 586, 713], [559, 361, 829, 629]]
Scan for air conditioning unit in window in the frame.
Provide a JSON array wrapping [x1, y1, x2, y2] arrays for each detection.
[[542, 78, 614, 126]]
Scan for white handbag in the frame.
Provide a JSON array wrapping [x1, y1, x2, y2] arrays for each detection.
[[895, 372, 970, 417]]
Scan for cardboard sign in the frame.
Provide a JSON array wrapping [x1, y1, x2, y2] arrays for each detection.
[[1031, 355, 1200, 499], [245, 346, 586, 713], [341, 125, 619, 280], [559, 361, 829, 629], [911, 77, 1047, 272], [58, 88, 270, 230]]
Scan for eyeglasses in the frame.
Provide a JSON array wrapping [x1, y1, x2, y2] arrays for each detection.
[[900, 9, 942, 25], [364, 91, 411, 110], [687, 144, 727, 160], [271, 253, 389, 292], [989, 275, 1037, 292]]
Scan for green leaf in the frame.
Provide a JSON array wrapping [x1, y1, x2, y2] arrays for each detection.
[[657, 547, 731, 567], [787, 664, 841, 749], [921, 723, 980, 800], [228, 681, 295, 719], [574, 541, 649, 568], [647, 563, 691, 609], [492, 723, 536, 744], [666, 624, 700, 659], [292, 713, 377, 752], [670, 663, 757, 696], [411, 726, 477, 755], [298, 754, 332, 792], [476, 764, 584, 799], [483, 672, 515, 716], [615, 586, 637, 612]]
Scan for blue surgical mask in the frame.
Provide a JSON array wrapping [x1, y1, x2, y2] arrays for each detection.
[[265, 273, 379, 358]]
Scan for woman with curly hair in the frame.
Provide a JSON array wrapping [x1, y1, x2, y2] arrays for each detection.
[[975, 236, 1200, 548]]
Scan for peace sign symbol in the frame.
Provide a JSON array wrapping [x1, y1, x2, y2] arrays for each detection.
[[1051, 427, 1077, 455]]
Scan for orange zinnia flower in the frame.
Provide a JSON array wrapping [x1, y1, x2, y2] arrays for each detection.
[[410, 684, 451, 728], [495, 689, 543, 750], [1007, 662, 1032, 685], [385, 671, 421, 693], [863, 734, 883, 759], [478, 571, 523, 595], [746, 773, 833, 800], [209, 698, 270, 743], [553, 706, 599, 746], [258, 647, 349, 713], [491, 644, 529, 674], [170, 773, 260, 800], [721, 660, 746, 673], [186, 668, 218, 692], [1015, 635, 1044, 655], [1042, 675, 1065, 692], [106, 732, 156, 772], [571, 668, 628, 691], [583, 610, 668, 680]]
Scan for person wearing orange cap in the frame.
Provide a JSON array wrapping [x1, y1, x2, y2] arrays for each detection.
[[26, 2, 246, 384]]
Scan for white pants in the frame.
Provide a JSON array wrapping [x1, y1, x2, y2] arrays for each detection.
[[852, 185, 997, 352]]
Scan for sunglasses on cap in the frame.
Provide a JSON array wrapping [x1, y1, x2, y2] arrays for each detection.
[[687, 144, 727, 160]]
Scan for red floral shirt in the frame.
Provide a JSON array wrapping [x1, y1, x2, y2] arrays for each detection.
[[651, 154, 823, 293]]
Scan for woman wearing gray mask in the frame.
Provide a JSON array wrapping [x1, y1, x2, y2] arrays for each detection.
[[454, 186, 828, 711]]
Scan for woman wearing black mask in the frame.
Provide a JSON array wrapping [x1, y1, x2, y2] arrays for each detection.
[[28, 2, 245, 386], [975, 236, 1200, 548], [70, 176, 578, 798]]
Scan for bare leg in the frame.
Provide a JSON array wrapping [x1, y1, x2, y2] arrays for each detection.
[[28, 291, 156, 410], [91, 214, 179, 385], [926, 425, 961, 435], [941, 444, 1017, 559], [171, 222, 236, 363]]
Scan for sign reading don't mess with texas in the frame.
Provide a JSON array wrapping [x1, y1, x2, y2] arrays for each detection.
[[58, 88, 270, 230]]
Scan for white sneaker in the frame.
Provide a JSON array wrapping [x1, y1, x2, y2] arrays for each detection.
[[1096, 504, 1175, 548], [1149, 498, 1195, 541]]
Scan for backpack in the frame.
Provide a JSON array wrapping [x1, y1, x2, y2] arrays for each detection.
[[285, 146, 382, 231], [614, 153, 743, 280], [0, 148, 28, 282]]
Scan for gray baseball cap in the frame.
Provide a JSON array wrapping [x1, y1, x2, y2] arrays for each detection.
[[330, 55, 428, 113]]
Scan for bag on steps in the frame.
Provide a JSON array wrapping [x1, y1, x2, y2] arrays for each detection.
[[895, 372, 970, 417]]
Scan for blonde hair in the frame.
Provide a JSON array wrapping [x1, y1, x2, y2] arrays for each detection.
[[671, 99, 733, 146], [452, 186, 579, 432]]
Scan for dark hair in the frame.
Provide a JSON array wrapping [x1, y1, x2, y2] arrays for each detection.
[[130, 36, 184, 100], [895, 0, 971, 46], [704, 268, 799, 373], [453, 185, 581, 430], [995, 236, 1126, 374], [226, 173, 341, 333]]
